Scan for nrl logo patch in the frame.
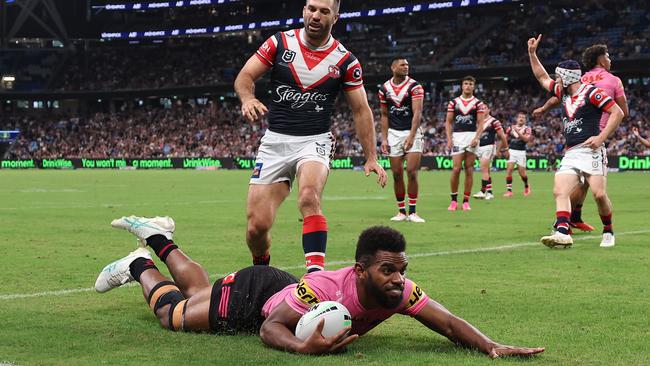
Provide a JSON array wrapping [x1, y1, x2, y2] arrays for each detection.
[[282, 50, 296, 63], [328, 65, 341, 78]]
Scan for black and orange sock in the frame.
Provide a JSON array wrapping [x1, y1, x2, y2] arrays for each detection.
[[129, 257, 158, 283], [146, 234, 178, 263]]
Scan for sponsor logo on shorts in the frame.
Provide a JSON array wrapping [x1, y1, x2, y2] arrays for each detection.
[[252, 162, 263, 178]]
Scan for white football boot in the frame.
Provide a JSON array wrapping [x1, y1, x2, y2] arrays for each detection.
[[95, 247, 151, 293], [407, 213, 426, 223], [540, 232, 573, 248], [390, 213, 409, 222], [111, 215, 175, 246], [473, 191, 486, 199], [485, 192, 494, 200], [600, 233, 615, 248]]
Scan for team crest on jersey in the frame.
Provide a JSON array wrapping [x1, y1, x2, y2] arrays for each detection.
[[282, 49, 296, 63], [328, 65, 341, 79], [353, 68, 362, 79]]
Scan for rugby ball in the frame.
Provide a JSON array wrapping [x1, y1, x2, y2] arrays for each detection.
[[295, 301, 352, 341]]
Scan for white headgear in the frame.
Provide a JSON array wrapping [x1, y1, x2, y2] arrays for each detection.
[[555, 66, 582, 87]]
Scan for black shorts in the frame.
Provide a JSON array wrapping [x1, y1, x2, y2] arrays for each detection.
[[209, 266, 298, 334]]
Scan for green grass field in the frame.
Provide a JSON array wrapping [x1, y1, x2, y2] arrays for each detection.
[[1, 170, 648, 366]]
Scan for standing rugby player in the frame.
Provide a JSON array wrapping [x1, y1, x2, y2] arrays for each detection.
[[504, 112, 533, 197], [378, 58, 425, 222], [234, 0, 387, 272], [474, 112, 509, 200], [528, 35, 624, 248], [533, 44, 628, 232], [445, 76, 486, 211]]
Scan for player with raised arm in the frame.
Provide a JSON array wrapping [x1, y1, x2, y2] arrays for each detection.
[[234, 0, 387, 273], [503, 112, 533, 197], [96, 215, 545, 358], [473, 112, 509, 200], [528, 35, 624, 248], [632, 127, 650, 148], [533, 44, 628, 232], [445, 76, 486, 211], [378, 58, 425, 222]]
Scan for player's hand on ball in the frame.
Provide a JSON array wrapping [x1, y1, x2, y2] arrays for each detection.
[[527, 34, 542, 54], [488, 344, 545, 359], [298, 319, 358, 355], [241, 98, 268, 122], [365, 160, 387, 188], [381, 140, 389, 155]]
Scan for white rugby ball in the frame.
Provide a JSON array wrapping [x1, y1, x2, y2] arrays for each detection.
[[295, 301, 352, 341]]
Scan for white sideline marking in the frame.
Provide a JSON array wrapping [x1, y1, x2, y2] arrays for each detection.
[[1, 229, 648, 302], [0, 196, 388, 210]]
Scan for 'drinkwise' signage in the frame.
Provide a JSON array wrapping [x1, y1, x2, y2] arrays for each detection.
[[1, 156, 650, 171]]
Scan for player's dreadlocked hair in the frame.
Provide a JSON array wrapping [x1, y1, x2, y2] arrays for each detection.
[[582, 44, 608, 71], [355, 226, 406, 265]]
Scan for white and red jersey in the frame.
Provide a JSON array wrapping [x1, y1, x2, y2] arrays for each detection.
[[581, 67, 626, 130], [479, 116, 503, 146], [378, 77, 424, 131], [549, 80, 616, 148], [506, 124, 532, 151], [255, 28, 364, 136], [262, 266, 429, 336], [447, 96, 487, 132]]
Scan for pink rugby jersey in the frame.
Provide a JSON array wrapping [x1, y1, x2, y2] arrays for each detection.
[[262, 266, 430, 336], [581, 67, 626, 130]]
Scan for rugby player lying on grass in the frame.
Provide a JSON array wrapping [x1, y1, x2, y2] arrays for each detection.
[[96, 215, 544, 358]]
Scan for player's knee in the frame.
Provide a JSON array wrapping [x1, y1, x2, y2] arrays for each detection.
[[392, 170, 404, 181], [247, 219, 271, 241], [148, 281, 187, 331], [451, 165, 462, 174], [298, 187, 321, 211], [592, 189, 608, 203], [406, 169, 417, 180]]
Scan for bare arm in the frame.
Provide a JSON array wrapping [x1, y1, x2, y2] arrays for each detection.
[[496, 128, 509, 157], [380, 105, 390, 155], [345, 87, 388, 187], [414, 299, 544, 358], [234, 55, 271, 122], [445, 111, 454, 150], [473, 111, 486, 146], [259, 301, 357, 354], [404, 97, 423, 151], [583, 104, 624, 149], [527, 35, 553, 92], [615, 95, 629, 119], [533, 96, 561, 117], [632, 127, 650, 148]]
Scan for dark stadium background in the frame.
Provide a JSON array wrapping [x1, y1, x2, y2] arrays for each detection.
[[1, 0, 649, 168]]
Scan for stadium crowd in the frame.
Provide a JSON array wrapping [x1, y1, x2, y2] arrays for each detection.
[[4, 87, 650, 160], [37, 0, 648, 91]]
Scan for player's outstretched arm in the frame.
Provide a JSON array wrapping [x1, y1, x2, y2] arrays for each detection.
[[234, 55, 270, 122], [260, 301, 358, 354], [414, 299, 544, 358], [345, 87, 387, 187], [527, 35, 553, 92], [533, 96, 560, 117]]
